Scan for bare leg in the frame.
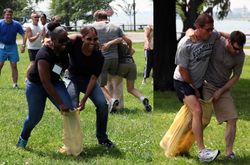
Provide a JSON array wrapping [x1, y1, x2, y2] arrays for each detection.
[[126, 79, 143, 99], [184, 95, 205, 151], [107, 75, 124, 109], [0, 61, 4, 76], [101, 86, 112, 102], [10, 62, 18, 84], [225, 118, 237, 156]]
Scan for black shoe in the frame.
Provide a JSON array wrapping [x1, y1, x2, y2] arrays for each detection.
[[143, 98, 152, 112], [98, 139, 115, 148]]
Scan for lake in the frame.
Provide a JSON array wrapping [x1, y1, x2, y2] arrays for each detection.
[[177, 19, 250, 45]]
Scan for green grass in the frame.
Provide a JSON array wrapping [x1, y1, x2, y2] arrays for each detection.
[[154, 56, 250, 165], [0, 43, 153, 164], [1, 42, 250, 164]]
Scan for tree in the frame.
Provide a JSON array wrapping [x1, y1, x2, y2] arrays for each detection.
[[154, 0, 176, 91], [0, 0, 27, 18], [51, 0, 113, 26], [177, 0, 231, 33], [117, 0, 137, 31]]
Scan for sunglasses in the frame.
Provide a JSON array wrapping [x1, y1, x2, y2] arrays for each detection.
[[58, 37, 70, 45], [231, 43, 241, 51], [86, 37, 98, 42]]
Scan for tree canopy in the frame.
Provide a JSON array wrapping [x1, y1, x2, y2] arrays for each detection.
[[51, 0, 113, 26], [176, 0, 231, 32], [0, 0, 27, 18]]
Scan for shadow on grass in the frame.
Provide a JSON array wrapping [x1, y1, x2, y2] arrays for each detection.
[[154, 78, 250, 121], [110, 108, 147, 115], [25, 145, 124, 163], [154, 90, 181, 114]]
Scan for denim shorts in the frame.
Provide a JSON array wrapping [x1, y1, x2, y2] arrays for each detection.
[[174, 80, 203, 102], [0, 43, 19, 62]]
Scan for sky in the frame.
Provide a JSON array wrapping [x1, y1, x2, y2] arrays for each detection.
[[36, 0, 250, 25], [36, 0, 153, 25], [230, 0, 250, 9]]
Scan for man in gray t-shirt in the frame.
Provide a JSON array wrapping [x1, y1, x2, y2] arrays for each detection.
[[203, 31, 246, 160], [92, 10, 132, 112], [172, 13, 220, 163]]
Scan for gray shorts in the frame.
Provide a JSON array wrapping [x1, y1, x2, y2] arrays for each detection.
[[117, 63, 137, 80], [98, 58, 118, 87]]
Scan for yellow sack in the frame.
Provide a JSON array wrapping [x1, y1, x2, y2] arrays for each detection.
[[160, 99, 213, 157], [60, 109, 83, 156]]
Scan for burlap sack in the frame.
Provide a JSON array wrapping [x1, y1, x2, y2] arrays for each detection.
[[160, 99, 213, 157], [60, 109, 83, 156]]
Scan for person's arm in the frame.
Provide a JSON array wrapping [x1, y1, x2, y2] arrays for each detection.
[[179, 66, 200, 98], [38, 60, 68, 112], [102, 37, 123, 51], [68, 33, 81, 41], [219, 31, 230, 39], [213, 75, 239, 101], [78, 75, 98, 110], [26, 27, 41, 42], [20, 33, 26, 53], [122, 35, 132, 50], [144, 26, 151, 50]]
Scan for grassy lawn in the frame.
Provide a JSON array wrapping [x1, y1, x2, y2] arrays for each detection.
[[1, 41, 250, 164], [154, 56, 250, 165], [0, 43, 153, 164]]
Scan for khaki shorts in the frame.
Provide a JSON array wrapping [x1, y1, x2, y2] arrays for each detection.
[[117, 63, 137, 80], [98, 58, 118, 87], [203, 82, 238, 124]]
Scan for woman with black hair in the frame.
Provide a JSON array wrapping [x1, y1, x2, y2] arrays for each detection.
[[66, 26, 114, 148], [17, 23, 73, 149]]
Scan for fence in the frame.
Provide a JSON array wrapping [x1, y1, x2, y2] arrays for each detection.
[[120, 24, 147, 31]]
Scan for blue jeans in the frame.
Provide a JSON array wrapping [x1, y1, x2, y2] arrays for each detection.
[[20, 80, 73, 141], [67, 76, 109, 141]]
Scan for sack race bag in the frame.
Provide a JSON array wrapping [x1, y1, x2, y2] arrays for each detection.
[[160, 99, 213, 157], [60, 109, 83, 156]]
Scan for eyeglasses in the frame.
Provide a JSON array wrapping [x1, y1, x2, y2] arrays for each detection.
[[86, 37, 98, 42], [231, 43, 242, 51], [203, 27, 214, 32], [58, 37, 70, 45]]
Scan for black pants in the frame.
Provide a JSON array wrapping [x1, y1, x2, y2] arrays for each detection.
[[143, 49, 154, 78]]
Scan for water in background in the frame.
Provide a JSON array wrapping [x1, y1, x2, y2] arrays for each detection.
[[177, 19, 250, 45]]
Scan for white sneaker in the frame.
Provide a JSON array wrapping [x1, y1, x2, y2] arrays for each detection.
[[198, 148, 220, 163], [13, 83, 19, 89], [108, 99, 119, 113], [141, 79, 146, 85]]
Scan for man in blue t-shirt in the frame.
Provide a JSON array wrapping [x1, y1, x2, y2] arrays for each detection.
[[0, 8, 26, 89]]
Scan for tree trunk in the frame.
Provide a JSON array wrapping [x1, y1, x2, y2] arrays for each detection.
[[182, 0, 204, 32], [153, 0, 177, 91]]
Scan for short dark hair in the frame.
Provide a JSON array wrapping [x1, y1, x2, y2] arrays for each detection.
[[50, 26, 66, 40], [47, 22, 61, 36], [3, 8, 13, 15], [194, 13, 214, 28], [230, 31, 246, 47], [93, 10, 108, 20], [41, 13, 47, 19], [80, 26, 97, 37]]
